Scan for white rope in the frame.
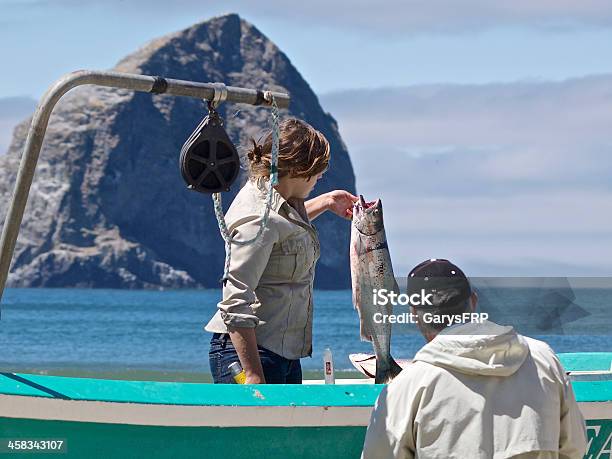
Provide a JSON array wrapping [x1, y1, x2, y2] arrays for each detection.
[[213, 93, 280, 284]]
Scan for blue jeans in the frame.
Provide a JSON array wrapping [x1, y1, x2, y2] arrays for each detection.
[[209, 333, 302, 384]]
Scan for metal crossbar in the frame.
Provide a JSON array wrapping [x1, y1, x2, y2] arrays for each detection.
[[0, 70, 290, 311]]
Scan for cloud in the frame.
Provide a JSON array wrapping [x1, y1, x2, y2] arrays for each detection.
[[0, 96, 36, 154], [382, 190, 612, 276], [320, 75, 612, 275], [257, 0, 612, 35], [322, 75, 612, 194], [8, 1, 612, 35], [0, 96, 37, 117]]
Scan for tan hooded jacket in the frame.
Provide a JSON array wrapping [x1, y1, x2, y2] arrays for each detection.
[[361, 321, 587, 459]]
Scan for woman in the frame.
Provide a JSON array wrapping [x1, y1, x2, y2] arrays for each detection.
[[205, 118, 356, 384]]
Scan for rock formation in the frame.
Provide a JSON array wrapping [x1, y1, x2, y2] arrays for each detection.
[[0, 14, 355, 289]]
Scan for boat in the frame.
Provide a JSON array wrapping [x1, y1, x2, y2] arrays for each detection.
[[0, 352, 610, 458]]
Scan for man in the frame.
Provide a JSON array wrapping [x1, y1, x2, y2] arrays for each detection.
[[361, 259, 587, 459]]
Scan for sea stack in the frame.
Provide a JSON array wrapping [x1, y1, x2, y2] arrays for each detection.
[[0, 14, 356, 289]]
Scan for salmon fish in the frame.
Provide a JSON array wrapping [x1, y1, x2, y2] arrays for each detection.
[[350, 195, 403, 384]]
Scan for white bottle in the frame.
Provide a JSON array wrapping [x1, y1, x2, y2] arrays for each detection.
[[323, 346, 335, 384]]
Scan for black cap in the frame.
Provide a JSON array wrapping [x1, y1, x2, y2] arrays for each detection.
[[406, 259, 471, 310]]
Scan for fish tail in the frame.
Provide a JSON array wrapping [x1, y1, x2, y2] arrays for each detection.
[[389, 356, 403, 379], [374, 356, 403, 384]]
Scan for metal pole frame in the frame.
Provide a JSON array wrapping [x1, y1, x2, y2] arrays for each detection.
[[0, 70, 290, 310]]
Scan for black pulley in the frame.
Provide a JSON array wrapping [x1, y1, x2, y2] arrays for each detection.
[[180, 104, 240, 193]]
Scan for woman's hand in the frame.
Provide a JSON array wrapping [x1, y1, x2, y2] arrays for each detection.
[[306, 190, 358, 221], [326, 190, 358, 220], [228, 327, 267, 384], [245, 372, 266, 384]]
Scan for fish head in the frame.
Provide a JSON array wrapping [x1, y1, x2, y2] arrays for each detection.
[[352, 195, 384, 234]]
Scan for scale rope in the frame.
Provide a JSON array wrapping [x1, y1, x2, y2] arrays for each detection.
[[212, 93, 280, 284]]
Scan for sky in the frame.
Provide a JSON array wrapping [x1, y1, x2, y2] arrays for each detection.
[[2, 0, 612, 276], [2, 1, 612, 97]]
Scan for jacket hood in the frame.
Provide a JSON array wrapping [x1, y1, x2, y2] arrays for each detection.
[[413, 320, 529, 377]]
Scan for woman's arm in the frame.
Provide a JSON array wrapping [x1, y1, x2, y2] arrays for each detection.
[[306, 190, 358, 221], [228, 327, 266, 384], [305, 193, 331, 220], [218, 215, 278, 384]]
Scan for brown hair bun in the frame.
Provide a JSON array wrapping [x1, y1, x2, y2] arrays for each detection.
[[248, 118, 330, 180]]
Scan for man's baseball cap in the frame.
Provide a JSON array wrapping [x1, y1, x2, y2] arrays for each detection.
[[406, 258, 472, 310]]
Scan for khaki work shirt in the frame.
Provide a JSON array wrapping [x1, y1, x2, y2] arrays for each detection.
[[204, 177, 321, 360]]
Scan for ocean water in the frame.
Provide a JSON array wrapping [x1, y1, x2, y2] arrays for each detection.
[[0, 288, 610, 380]]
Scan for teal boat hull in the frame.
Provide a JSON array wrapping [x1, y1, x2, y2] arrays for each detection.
[[0, 353, 610, 459]]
